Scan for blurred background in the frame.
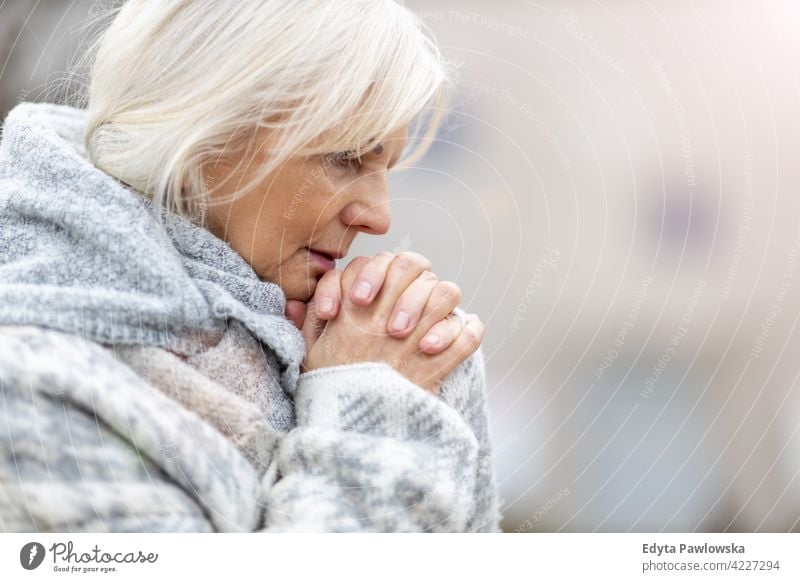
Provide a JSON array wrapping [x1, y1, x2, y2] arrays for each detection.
[[3, 0, 800, 532]]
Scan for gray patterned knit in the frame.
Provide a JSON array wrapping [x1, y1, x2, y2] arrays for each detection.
[[0, 102, 501, 532]]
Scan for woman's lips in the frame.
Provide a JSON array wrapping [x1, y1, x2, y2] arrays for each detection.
[[305, 247, 336, 272]]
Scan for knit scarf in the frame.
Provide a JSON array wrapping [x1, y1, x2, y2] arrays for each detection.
[[0, 102, 305, 394]]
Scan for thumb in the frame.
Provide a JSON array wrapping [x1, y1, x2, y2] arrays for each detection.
[[300, 299, 327, 349], [284, 299, 307, 330]]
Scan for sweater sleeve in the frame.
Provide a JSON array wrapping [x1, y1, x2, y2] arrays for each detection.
[[438, 343, 502, 532], [258, 344, 501, 532]]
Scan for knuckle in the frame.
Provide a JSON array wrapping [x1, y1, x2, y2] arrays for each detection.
[[391, 253, 417, 273], [438, 281, 462, 303], [396, 251, 429, 266], [464, 323, 485, 345], [459, 317, 484, 348], [392, 251, 432, 274], [463, 327, 482, 347], [345, 255, 371, 273], [467, 313, 482, 326], [376, 250, 395, 261]]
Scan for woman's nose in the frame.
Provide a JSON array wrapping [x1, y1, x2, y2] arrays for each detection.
[[342, 200, 391, 235]]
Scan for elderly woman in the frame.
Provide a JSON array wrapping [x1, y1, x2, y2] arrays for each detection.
[[0, 0, 499, 532]]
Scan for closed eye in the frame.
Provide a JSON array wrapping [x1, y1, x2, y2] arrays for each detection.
[[327, 150, 362, 170], [326, 142, 388, 172]]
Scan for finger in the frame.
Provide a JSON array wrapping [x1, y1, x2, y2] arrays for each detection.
[[447, 313, 485, 359], [284, 299, 306, 330], [300, 299, 327, 348], [340, 255, 375, 305], [312, 268, 342, 320], [346, 251, 396, 305], [422, 314, 485, 384], [386, 269, 439, 337], [409, 280, 463, 347], [371, 251, 434, 316], [418, 313, 463, 354]]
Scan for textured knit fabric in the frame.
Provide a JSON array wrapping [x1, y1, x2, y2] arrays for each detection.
[[0, 102, 303, 391], [0, 102, 501, 532]]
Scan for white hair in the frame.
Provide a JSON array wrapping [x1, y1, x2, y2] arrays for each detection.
[[75, 0, 457, 223]]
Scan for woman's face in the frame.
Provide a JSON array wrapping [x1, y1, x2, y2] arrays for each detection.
[[203, 125, 408, 302]]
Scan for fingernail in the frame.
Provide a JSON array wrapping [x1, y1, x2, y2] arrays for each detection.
[[390, 310, 409, 332], [319, 297, 334, 313], [353, 281, 372, 300], [422, 334, 440, 348]]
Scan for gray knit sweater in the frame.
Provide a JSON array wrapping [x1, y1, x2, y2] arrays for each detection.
[[0, 102, 501, 532]]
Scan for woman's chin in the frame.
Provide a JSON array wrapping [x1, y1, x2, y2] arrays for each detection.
[[280, 276, 318, 304]]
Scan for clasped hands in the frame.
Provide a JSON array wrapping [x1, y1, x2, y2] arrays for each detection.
[[285, 251, 485, 394]]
